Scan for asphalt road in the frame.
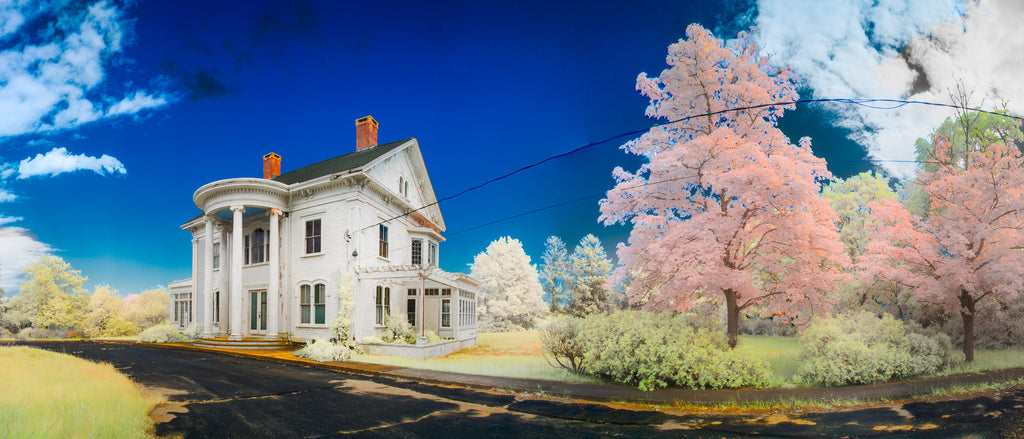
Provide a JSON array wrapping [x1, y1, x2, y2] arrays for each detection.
[[11, 341, 1024, 438]]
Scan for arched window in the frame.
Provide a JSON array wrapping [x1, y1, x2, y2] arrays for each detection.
[[375, 285, 390, 326]]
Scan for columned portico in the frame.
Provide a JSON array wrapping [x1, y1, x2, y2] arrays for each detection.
[[229, 205, 245, 341], [267, 208, 281, 339]]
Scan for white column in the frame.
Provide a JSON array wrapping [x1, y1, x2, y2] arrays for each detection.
[[202, 215, 215, 338], [267, 208, 281, 339], [190, 237, 198, 329], [229, 205, 245, 341]]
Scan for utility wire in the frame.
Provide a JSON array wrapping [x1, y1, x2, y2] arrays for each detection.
[[356, 98, 1017, 234], [353, 174, 700, 265]]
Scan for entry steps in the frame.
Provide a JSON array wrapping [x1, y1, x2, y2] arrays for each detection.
[[193, 337, 295, 350]]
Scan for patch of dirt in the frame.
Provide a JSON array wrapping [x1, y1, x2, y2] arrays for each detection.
[[150, 403, 189, 423], [140, 386, 190, 424]]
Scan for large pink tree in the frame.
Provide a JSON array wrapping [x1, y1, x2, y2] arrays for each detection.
[[864, 130, 1024, 362], [599, 24, 847, 348]]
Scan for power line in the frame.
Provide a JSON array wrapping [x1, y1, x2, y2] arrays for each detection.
[[353, 174, 700, 265], [357, 98, 1017, 234]]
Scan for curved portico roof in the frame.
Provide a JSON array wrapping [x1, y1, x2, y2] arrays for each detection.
[[193, 177, 289, 216]]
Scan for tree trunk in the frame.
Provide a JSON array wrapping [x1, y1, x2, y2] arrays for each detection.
[[725, 289, 739, 349], [959, 289, 976, 363]]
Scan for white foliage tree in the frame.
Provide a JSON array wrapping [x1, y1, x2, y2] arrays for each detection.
[[539, 236, 571, 312], [471, 237, 549, 331], [567, 234, 614, 317]]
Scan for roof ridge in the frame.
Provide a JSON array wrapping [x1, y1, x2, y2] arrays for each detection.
[[273, 137, 415, 185]]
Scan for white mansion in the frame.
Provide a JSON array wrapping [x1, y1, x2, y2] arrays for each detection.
[[169, 116, 479, 348]]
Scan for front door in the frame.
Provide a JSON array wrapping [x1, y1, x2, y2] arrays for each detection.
[[250, 291, 267, 333]]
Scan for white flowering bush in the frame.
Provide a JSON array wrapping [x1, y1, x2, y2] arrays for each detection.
[[137, 323, 187, 343], [294, 337, 351, 362], [382, 313, 416, 344]]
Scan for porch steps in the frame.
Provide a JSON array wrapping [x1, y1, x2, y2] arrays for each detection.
[[193, 337, 295, 350]]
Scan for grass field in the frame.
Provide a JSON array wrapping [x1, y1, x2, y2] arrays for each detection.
[[0, 346, 162, 438], [351, 331, 601, 383], [351, 332, 1024, 388]]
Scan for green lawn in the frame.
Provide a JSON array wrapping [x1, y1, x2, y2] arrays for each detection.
[[0, 346, 163, 438], [735, 335, 802, 386]]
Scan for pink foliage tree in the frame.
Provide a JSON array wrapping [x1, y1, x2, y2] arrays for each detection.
[[599, 24, 848, 348], [864, 131, 1024, 362]]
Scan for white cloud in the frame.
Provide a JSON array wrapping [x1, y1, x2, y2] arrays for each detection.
[[0, 1, 171, 138], [0, 187, 14, 202], [750, 0, 1024, 177], [0, 225, 53, 293], [107, 91, 168, 116], [17, 147, 126, 179]]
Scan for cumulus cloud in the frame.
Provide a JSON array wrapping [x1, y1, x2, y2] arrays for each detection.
[[0, 1, 170, 137], [16, 147, 126, 179], [0, 223, 53, 293], [752, 0, 1024, 177]]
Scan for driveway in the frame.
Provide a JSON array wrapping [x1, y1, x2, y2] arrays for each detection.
[[11, 341, 1024, 438]]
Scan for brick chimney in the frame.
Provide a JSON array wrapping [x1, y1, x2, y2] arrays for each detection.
[[356, 115, 378, 150], [263, 152, 281, 179]]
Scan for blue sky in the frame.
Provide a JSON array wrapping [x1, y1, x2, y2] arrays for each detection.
[[3, 0, 1019, 296]]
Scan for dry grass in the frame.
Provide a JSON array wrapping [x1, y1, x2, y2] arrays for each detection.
[[0, 346, 163, 438], [351, 331, 600, 382]]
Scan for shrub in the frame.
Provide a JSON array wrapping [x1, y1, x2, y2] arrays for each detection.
[[540, 315, 585, 373], [182, 325, 202, 341], [294, 338, 351, 362], [137, 324, 187, 343], [15, 328, 69, 340], [424, 330, 443, 343], [382, 314, 416, 344], [795, 311, 957, 386], [578, 311, 771, 391]]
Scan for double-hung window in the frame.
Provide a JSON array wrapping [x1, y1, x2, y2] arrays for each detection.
[[376, 286, 390, 325], [441, 299, 451, 328], [250, 229, 266, 264], [379, 224, 389, 258], [305, 219, 321, 254], [300, 285, 311, 324], [212, 243, 220, 269], [407, 289, 418, 326], [314, 284, 326, 324], [244, 235, 251, 265], [428, 241, 437, 266], [411, 239, 422, 265]]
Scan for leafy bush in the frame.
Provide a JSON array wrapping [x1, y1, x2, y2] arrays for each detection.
[[137, 324, 187, 343], [382, 314, 416, 344], [294, 338, 351, 362], [795, 311, 958, 386], [424, 330, 443, 343], [182, 325, 202, 341], [14, 328, 69, 340], [577, 311, 771, 391], [540, 315, 585, 373]]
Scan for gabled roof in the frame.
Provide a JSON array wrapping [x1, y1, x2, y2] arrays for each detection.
[[273, 138, 413, 185]]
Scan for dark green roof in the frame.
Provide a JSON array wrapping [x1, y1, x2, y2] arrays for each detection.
[[273, 138, 413, 185]]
